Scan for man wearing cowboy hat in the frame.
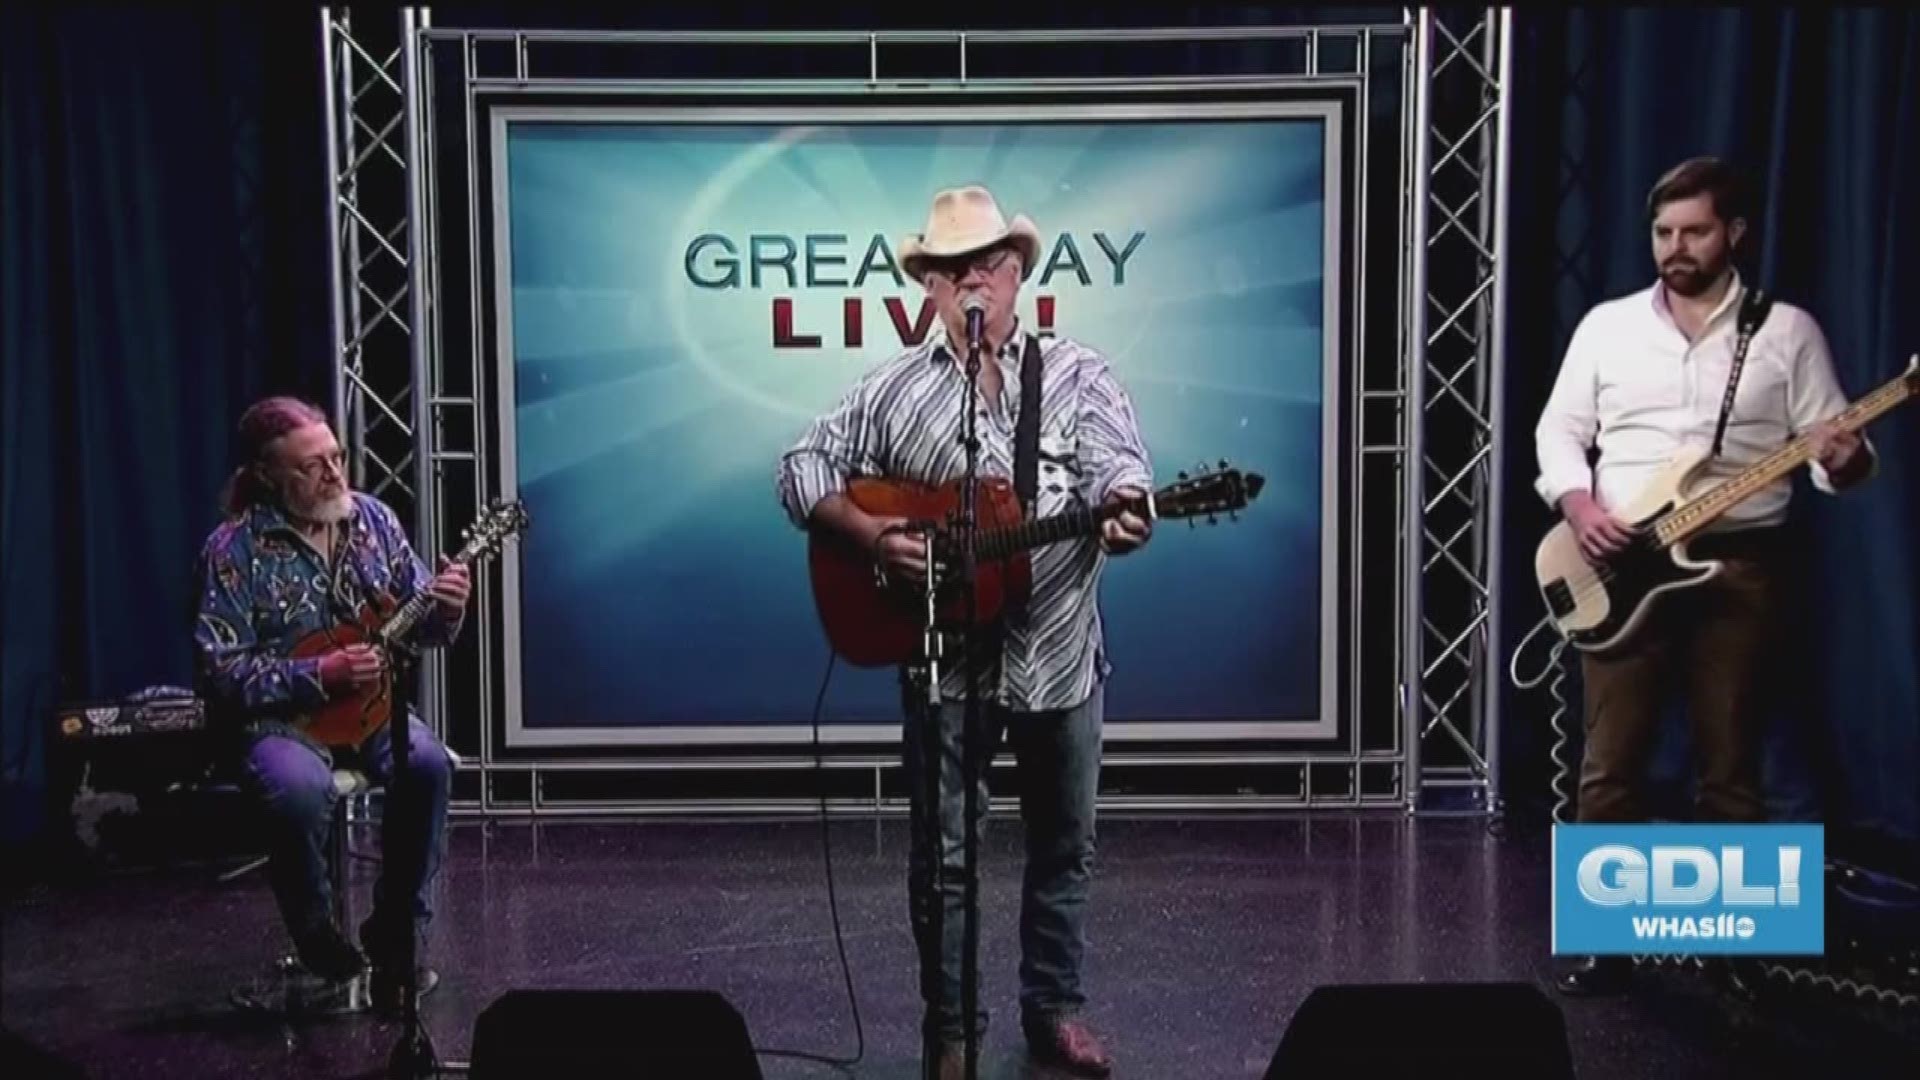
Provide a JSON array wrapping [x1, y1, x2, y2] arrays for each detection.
[[778, 184, 1153, 1078]]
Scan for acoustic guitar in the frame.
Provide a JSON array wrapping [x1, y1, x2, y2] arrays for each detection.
[[294, 499, 529, 748], [808, 463, 1263, 667], [1534, 354, 1916, 654]]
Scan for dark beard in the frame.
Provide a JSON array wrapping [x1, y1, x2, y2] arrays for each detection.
[[1661, 263, 1715, 297]]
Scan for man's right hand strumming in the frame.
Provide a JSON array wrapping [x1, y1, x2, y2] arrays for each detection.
[[1559, 491, 1636, 564], [811, 493, 931, 584], [868, 515, 931, 583], [318, 644, 386, 694]]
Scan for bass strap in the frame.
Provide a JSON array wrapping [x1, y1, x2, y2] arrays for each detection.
[[1711, 286, 1773, 458]]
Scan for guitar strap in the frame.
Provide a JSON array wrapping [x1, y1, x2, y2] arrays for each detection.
[[1013, 330, 1045, 515], [1710, 286, 1773, 458], [1005, 331, 1047, 628]]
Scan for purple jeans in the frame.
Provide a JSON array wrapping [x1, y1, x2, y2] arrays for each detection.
[[239, 715, 451, 954]]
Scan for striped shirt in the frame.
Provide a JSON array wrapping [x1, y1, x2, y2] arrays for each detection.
[[776, 323, 1154, 713]]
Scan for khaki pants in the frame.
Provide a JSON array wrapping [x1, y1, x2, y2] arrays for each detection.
[[1576, 529, 1786, 824]]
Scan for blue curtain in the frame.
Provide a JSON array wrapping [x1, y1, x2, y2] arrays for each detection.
[[1, 6, 332, 850], [1500, 8, 1920, 855]]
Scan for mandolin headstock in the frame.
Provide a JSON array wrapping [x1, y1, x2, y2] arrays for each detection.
[[453, 498, 531, 565]]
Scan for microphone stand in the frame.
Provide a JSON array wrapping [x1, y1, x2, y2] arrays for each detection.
[[378, 630, 436, 1079], [911, 304, 987, 1080], [956, 304, 985, 1080]]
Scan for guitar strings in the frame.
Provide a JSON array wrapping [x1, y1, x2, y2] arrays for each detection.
[[1553, 376, 1910, 616], [1554, 525, 1763, 615], [1550, 519, 1698, 609]]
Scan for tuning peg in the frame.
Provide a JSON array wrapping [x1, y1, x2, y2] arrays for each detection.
[[1218, 458, 1229, 470], [1177, 469, 1189, 482]]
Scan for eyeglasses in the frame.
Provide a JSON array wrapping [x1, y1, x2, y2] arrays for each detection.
[[924, 246, 1017, 281], [286, 450, 347, 480]]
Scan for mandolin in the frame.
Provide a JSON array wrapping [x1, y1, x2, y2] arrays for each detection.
[[293, 499, 529, 747], [807, 464, 1262, 667]]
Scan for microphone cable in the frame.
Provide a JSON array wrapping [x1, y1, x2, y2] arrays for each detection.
[[752, 648, 866, 1072]]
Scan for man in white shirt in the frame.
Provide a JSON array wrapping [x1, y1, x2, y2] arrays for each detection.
[[1533, 157, 1874, 995]]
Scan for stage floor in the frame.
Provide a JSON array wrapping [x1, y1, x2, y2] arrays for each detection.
[[5, 813, 1917, 1078]]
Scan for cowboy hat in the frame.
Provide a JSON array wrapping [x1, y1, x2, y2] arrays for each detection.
[[898, 185, 1042, 284]]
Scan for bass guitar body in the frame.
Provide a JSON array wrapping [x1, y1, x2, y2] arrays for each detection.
[[807, 476, 1031, 668], [1534, 444, 1721, 654], [288, 617, 393, 749]]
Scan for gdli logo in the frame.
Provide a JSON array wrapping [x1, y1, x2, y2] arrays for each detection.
[[1576, 844, 1803, 908], [1553, 824, 1823, 955]]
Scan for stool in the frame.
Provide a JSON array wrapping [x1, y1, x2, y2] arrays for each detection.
[[230, 768, 376, 1016]]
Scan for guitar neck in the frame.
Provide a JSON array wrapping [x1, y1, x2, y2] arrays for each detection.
[[361, 500, 526, 648], [974, 497, 1144, 560], [381, 591, 437, 642], [378, 548, 477, 642], [1654, 371, 1913, 547]]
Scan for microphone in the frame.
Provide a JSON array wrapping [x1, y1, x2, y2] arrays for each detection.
[[961, 292, 987, 352]]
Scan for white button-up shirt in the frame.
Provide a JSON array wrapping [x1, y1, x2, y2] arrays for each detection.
[[1534, 273, 1872, 532]]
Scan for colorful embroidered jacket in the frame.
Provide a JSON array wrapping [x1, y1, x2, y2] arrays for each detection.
[[192, 492, 462, 724]]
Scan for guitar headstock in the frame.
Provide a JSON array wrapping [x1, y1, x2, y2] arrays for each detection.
[[1151, 461, 1265, 524], [453, 498, 531, 564]]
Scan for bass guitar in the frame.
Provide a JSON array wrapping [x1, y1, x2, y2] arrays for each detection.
[[808, 463, 1262, 667], [294, 499, 529, 747], [1535, 354, 1916, 654]]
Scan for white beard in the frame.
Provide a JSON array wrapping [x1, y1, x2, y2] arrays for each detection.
[[294, 491, 355, 524]]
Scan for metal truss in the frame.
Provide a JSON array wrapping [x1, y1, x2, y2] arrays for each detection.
[[1404, 7, 1511, 814], [321, 8, 420, 511], [321, 8, 1511, 817], [322, 7, 454, 739]]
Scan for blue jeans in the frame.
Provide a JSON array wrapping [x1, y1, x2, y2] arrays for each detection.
[[903, 683, 1103, 1043], [239, 715, 451, 957]]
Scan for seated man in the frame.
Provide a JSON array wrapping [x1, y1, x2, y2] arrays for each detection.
[[193, 396, 467, 1011]]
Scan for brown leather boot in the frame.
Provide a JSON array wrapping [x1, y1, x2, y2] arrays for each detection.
[[1025, 1017, 1113, 1077]]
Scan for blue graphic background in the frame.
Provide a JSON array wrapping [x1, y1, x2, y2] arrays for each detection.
[[501, 115, 1332, 735]]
